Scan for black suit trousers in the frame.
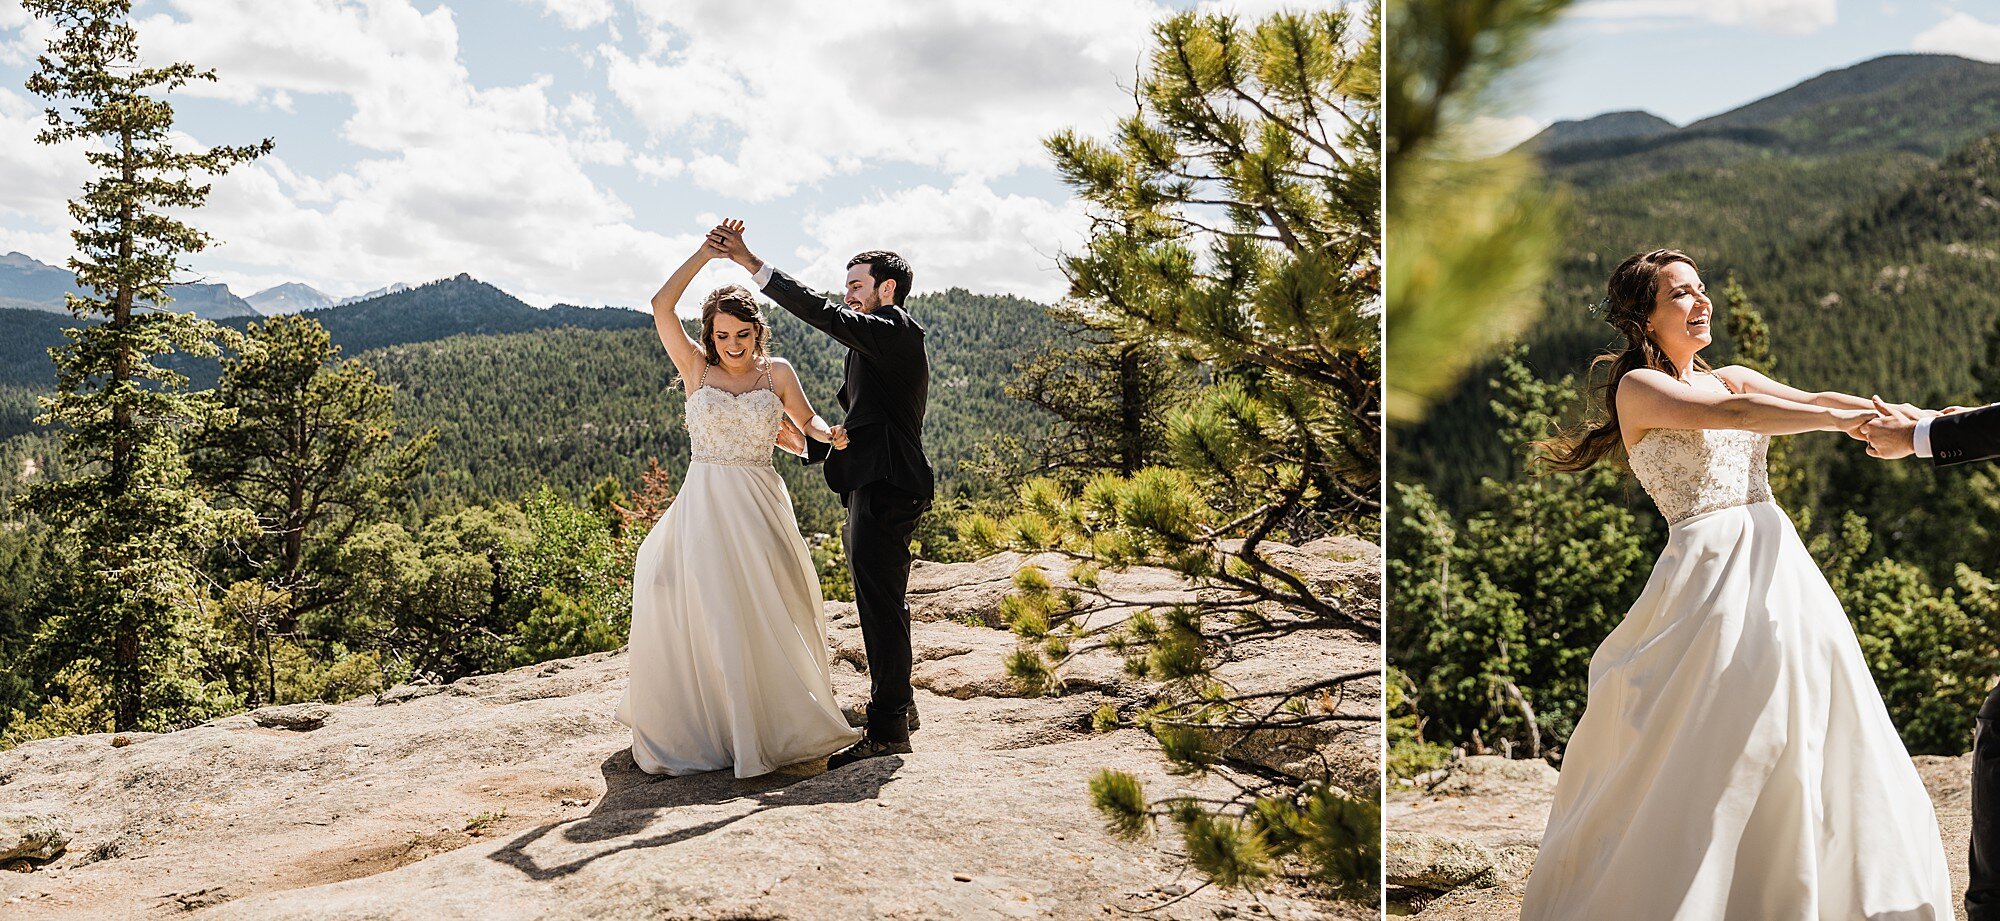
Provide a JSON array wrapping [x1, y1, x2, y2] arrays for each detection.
[[1974, 681, 2000, 919], [842, 481, 927, 743]]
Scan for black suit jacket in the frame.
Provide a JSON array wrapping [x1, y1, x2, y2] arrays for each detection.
[[1931, 403, 2000, 467], [762, 267, 935, 500]]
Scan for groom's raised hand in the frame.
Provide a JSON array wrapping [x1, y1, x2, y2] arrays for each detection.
[[707, 219, 762, 274]]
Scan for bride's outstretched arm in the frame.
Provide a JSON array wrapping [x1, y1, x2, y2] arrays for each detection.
[[649, 244, 713, 384], [768, 359, 847, 449], [1717, 365, 1928, 416], [1619, 368, 1876, 440]]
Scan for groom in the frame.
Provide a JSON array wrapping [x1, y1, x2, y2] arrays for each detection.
[[708, 222, 934, 770], [1865, 399, 2000, 919]]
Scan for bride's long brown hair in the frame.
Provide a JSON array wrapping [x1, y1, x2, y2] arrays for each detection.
[[1537, 249, 1712, 473]]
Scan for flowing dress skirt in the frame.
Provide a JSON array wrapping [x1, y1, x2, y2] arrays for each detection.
[[614, 461, 860, 777], [1521, 501, 1953, 920]]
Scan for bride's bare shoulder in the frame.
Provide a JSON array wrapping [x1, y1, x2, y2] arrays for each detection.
[[1618, 367, 1677, 398]]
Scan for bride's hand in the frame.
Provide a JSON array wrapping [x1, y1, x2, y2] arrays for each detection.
[[1834, 408, 1878, 440]]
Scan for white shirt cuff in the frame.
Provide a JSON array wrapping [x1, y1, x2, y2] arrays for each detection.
[[1914, 417, 1934, 458], [751, 263, 774, 289]]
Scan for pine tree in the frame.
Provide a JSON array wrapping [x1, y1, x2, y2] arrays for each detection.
[[189, 315, 434, 701], [966, 7, 1381, 899], [1043, 7, 1381, 510], [19, 0, 272, 731], [1004, 302, 1200, 477]]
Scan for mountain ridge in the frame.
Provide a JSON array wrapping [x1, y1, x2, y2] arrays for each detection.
[[1529, 53, 2000, 187], [0, 252, 257, 320]]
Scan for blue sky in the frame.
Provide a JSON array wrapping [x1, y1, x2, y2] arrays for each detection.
[[1474, 0, 2000, 149], [0, 0, 1340, 312]]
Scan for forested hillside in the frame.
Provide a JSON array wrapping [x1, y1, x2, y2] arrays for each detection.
[[363, 286, 1056, 535]]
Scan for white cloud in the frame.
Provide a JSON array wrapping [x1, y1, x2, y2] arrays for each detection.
[[1912, 12, 2000, 62], [0, 90, 79, 205], [0, 89, 95, 264], [2, 0, 1347, 310], [601, 0, 1164, 201], [0, 4, 49, 68], [1570, 0, 1837, 34], [785, 179, 1089, 304], [533, 0, 615, 31], [135, 0, 468, 147], [79, 0, 672, 309]]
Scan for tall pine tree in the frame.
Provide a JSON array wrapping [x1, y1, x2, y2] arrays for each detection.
[[189, 315, 434, 703], [966, 7, 1381, 899], [20, 0, 272, 732], [192, 316, 435, 631]]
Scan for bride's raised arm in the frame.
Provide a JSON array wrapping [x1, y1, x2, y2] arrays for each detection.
[[1616, 367, 1876, 442], [767, 359, 842, 446], [649, 242, 716, 385]]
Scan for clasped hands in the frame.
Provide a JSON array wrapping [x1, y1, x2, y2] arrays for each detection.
[[777, 417, 848, 456], [1851, 397, 1969, 460]]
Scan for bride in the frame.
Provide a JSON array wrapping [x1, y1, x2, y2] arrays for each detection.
[[1520, 249, 1953, 919], [613, 234, 862, 778]]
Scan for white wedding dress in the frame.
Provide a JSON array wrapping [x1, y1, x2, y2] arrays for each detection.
[[1521, 414, 1954, 919], [614, 374, 860, 778]]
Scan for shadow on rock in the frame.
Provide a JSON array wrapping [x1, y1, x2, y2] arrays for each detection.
[[487, 748, 899, 881]]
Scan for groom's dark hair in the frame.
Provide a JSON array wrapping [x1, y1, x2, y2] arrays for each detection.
[[848, 251, 913, 306]]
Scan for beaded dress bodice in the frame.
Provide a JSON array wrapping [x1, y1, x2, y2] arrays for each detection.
[[685, 385, 781, 468], [1627, 427, 1772, 525]]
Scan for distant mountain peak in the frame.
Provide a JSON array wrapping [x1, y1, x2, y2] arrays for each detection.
[[335, 282, 413, 307], [1522, 110, 1677, 153], [246, 281, 335, 316]]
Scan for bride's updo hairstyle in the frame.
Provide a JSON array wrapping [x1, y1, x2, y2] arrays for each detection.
[[1537, 248, 1713, 472], [699, 285, 771, 366]]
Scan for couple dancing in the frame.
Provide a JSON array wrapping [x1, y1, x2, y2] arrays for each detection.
[[612, 219, 933, 776], [1522, 249, 2000, 920]]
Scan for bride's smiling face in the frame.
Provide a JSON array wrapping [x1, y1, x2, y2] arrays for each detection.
[[1645, 261, 1713, 355], [711, 313, 760, 369]]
